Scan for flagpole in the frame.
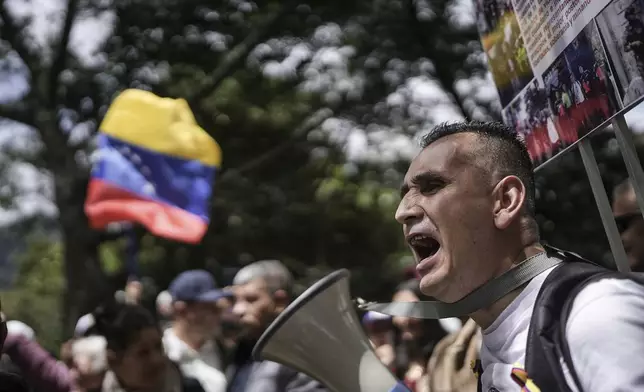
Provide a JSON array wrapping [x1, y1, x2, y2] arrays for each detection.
[[125, 225, 140, 279]]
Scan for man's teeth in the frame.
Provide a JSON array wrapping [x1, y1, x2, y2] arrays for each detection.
[[410, 235, 433, 245]]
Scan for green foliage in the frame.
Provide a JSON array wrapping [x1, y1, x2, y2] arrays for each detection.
[[9, 0, 632, 334], [2, 234, 64, 353]]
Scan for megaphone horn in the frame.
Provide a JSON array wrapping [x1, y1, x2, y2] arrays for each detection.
[[252, 269, 411, 392]]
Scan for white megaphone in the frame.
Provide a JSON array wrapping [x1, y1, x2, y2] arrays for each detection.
[[252, 269, 411, 392]]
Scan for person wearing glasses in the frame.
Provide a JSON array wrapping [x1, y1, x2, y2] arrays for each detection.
[[612, 178, 644, 272]]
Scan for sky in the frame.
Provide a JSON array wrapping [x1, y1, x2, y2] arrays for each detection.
[[2, 0, 644, 226]]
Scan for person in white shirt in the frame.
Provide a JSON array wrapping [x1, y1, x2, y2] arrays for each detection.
[[163, 270, 234, 392], [395, 121, 644, 391]]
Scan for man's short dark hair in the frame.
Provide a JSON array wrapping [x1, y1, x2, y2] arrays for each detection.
[[420, 121, 536, 215]]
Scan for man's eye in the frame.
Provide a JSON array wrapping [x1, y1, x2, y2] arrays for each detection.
[[419, 182, 442, 194]]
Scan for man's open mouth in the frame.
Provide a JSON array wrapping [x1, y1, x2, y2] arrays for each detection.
[[408, 234, 440, 261]]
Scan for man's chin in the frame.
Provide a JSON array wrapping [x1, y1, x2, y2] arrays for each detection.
[[418, 274, 447, 300], [238, 323, 263, 339]]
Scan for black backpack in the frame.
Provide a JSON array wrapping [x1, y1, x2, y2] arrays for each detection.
[[475, 246, 644, 392]]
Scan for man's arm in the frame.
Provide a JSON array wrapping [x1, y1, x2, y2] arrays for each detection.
[[566, 278, 644, 392]]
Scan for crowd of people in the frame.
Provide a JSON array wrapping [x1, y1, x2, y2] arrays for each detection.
[[0, 121, 644, 392], [0, 260, 487, 392]]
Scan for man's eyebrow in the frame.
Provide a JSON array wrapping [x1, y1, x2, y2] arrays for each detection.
[[400, 171, 446, 197], [400, 183, 410, 198]]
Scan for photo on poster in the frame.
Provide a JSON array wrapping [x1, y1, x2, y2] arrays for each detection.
[[502, 79, 565, 167], [542, 20, 619, 145], [597, 0, 644, 107], [474, 0, 534, 107]]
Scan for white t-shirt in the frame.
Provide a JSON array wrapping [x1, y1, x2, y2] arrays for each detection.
[[480, 267, 644, 391], [163, 328, 227, 392]]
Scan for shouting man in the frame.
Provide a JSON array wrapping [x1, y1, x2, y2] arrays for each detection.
[[396, 121, 644, 391]]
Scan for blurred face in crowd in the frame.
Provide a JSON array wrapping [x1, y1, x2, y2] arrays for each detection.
[[396, 133, 526, 302], [68, 337, 107, 391], [73, 368, 104, 390], [613, 186, 644, 271], [365, 320, 393, 347], [108, 327, 166, 391], [217, 296, 242, 341], [391, 289, 425, 342], [232, 278, 288, 338], [174, 301, 221, 337]]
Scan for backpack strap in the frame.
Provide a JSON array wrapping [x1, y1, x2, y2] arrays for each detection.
[[524, 248, 607, 392], [556, 268, 644, 392], [525, 247, 644, 391]]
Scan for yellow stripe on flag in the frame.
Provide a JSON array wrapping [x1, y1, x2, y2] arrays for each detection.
[[100, 89, 222, 167]]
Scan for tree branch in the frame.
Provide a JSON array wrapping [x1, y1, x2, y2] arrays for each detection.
[[0, 103, 35, 127], [186, 2, 294, 108], [219, 107, 336, 182], [0, 0, 39, 78], [406, 0, 469, 120], [47, 0, 81, 106], [0, 145, 47, 169]]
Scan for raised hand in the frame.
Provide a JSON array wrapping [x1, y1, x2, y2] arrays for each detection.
[[427, 318, 481, 392]]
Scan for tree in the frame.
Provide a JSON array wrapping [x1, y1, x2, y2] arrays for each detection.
[[0, 0, 506, 336], [2, 233, 65, 353]]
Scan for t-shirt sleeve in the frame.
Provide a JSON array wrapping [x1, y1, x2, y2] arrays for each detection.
[[566, 278, 644, 392]]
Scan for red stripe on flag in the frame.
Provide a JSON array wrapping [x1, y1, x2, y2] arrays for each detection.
[[85, 178, 208, 244]]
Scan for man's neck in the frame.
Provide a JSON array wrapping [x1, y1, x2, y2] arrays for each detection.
[[172, 322, 208, 351], [470, 242, 545, 329]]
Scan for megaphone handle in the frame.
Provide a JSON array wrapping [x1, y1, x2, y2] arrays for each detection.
[[389, 382, 412, 392]]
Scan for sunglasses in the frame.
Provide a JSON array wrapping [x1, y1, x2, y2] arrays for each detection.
[[615, 212, 643, 234]]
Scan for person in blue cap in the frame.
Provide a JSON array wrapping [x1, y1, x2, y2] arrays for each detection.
[[163, 270, 234, 392]]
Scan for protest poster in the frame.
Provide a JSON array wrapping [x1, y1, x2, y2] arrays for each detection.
[[475, 0, 644, 168], [596, 1, 644, 108]]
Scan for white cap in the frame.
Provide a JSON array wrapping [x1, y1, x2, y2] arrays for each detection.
[[74, 313, 96, 337], [6, 320, 35, 341]]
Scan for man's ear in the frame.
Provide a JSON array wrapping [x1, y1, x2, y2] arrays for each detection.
[[272, 290, 290, 313], [492, 175, 525, 230]]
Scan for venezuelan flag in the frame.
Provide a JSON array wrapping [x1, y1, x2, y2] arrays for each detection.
[[84, 89, 221, 244]]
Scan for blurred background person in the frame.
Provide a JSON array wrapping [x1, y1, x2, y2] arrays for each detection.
[[69, 335, 108, 391], [425, 319, 480, 392], [228, 259, 328, 391], [391, 279, 447, 392], [362, 311, 395, 372], [3, 301, 207, 392], [612, 178, 644, 271], [215, 293, 240, 368], [1, 320, 34, 392], [164, 270, 232, 392], [156, 290, 174, 331]]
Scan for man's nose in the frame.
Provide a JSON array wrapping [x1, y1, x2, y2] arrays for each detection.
[[395, 196, 423, 224], [232, 301, 247, 317]]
